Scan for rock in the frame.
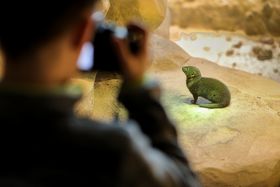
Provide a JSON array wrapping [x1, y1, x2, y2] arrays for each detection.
[[73, 72, 125, 122], [244, 11, 267, 35], [226, 49, 234, 56], [232, 41, 243, 48], [169, 0, 244, 32], [72, 73, 96, 119], [262, 2, 273, 19], [154, 7, 171, 38], [105, 0, 171, 39], [168, 0, 280, 36], [252, 46, 273, 61], [265, 10, 280, 36], [92, 77, 122, 122], [106, 0, 167, 31], [261, 3, 280, 36], [92, 72, 128, 122], [149, 34, 191, 71], [106, 0, 141, 26], [94, 0, 110, 15], [259, 37, 275, 45], [153, 56, 280, 187]]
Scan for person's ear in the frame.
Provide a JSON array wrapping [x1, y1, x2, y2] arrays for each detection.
[[71, 17, 94, 49]]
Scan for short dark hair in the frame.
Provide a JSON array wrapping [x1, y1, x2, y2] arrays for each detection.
[[0, 0, 97, 59]]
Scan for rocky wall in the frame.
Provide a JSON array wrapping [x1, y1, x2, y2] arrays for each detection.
[[169, 0, 280, 36], [106, 0, 168, 31]]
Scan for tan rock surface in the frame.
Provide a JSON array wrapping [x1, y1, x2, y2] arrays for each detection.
[[153, 7, 171, 38], [149, 34, 190, 71], [152, 57, 280, 187], [72, 74, 96, 119], [72, 72, 124, 122], [104, 0, 171, 38], [106, 0, 167, 31]]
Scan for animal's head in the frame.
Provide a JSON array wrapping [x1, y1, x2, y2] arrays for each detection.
[[182, 66, 201, 79]]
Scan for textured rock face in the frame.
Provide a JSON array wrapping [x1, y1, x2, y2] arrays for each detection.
[[72, 73, 123, 122], [104, 0, 171, 38], [169, 0, 280, 36], [106, 0, 167, 31], [72, 74, 96, 119], [149, 34, 190, 70], [148, 29, 280, 187]]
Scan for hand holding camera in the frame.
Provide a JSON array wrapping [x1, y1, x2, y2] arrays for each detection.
[[77, 11, 149, 83], [113, 24, 149, 83]]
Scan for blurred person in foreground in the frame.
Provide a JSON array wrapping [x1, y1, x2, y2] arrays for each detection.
[[0, 0, 201, 187]]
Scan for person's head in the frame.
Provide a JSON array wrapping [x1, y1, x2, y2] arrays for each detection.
[[0, 0, 98, 86]]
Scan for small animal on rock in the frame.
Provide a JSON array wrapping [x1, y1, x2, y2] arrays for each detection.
[[182, 66, 231, 108]]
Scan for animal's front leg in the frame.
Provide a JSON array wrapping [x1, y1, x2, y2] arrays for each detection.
[[192, 94, 198, 104]]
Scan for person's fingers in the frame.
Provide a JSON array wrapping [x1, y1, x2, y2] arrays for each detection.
[[112, 23, 149, 81], [126, 23, 148, 55], [113, 37, 130, 59], [113, 37, 135, 78]]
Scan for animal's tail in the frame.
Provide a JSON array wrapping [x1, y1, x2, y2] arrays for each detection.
[[199, 103, 228, 109]]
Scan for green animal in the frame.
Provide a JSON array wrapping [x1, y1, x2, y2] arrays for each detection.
[[182, 66, 231, 108]]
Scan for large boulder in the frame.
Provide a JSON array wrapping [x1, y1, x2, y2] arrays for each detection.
[[152, 57, 280, 186], [72, 73, 96, 119], [106, 0, 167, 31], [149, 34, 190, 71], [153, 7, 171, 38], [72, 72, 124, 122]]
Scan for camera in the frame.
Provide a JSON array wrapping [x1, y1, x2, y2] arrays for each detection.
[[77, 12, 144, 73]]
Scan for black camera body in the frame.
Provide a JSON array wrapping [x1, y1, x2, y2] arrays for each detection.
[[77, 12, 143, 73]]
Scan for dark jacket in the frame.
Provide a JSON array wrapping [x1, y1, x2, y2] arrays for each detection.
[[0, 82, 201, 187]]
